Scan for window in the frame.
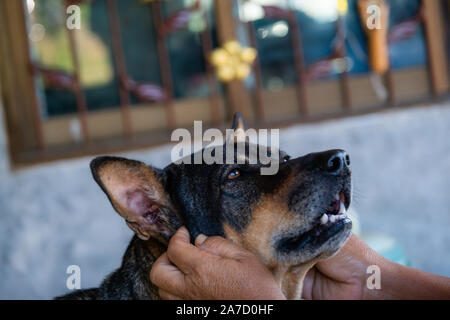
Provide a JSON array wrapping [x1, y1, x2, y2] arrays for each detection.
[[0, 0, 449, 167], [236, 0, 449, 120]]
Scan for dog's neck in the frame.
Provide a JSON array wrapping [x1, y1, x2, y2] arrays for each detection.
[[272, 262, 318, 300], [142, 236, 315, 300], [145, 237, 167, 258]]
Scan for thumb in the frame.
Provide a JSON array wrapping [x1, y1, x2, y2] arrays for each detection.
[[194, 234, 250, 260]]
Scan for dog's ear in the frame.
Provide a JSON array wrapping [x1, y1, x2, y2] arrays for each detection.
[[90, 156, 182, 244], [229, 112, 247, 143], [232, 112, 247, 131]]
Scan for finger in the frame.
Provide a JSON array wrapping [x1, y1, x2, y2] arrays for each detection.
[[166, 227, 216, 273], [195, 234, 250, 261], [172, 226, 191, 243], [301, 268, 316, 300], [159, 289, 183, 300], [314, 234, 375, 283], [150, 252, 186, 295]]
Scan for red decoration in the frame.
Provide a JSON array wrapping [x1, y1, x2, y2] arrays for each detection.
[[31, 64, 77, 91], [121, 78, 166, 103]]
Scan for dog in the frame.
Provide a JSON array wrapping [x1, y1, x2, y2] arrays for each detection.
[[56, 113, 352, 300]]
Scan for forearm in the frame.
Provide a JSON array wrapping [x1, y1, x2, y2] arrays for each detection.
[[321, 235, 450, 300], [364, 258, 450, 300]]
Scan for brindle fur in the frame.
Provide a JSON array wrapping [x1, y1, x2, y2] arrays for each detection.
[[56, 113, 352, 300]]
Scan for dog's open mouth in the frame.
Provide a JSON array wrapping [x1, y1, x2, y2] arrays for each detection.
[[320, 191, 349, 225], [279, 191, 352, 253]]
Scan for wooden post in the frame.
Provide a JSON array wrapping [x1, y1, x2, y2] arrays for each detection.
[[422, 0, 449, 95], [0, 0, 46, 155]]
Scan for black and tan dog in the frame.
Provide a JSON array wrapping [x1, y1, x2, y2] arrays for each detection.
[[57, 113, 352, 300]]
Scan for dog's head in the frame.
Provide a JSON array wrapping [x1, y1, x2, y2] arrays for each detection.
[[91, 113, 352, 271]]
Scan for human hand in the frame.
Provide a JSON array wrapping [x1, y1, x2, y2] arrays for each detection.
[[303, 233, 450, 300], [150, 226, 286, 300], [302, 234, 386, 300]]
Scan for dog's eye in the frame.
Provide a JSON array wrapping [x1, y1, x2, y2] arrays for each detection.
[[282, 156, 290, 163], [227, 169, 241, 180]]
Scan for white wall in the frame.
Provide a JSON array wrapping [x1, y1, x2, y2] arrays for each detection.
[[1, 101, 450, 299]]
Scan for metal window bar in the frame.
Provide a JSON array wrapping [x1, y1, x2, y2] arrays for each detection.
[[24, 0, 92, 148], [107, 0, 171, 138], [105, 0, 135, 138], [248, 1, 437, 120], [151, 0, 224, 130], [335, 15, 352, 111], [152, 1, 178, 131], [65, 0, 91, 144], [25, 0, 226, 151], [385, 0, 427, 105], [247, 6, 309, 123], [200, 16, 223, 127], [288, 10, 309, 116], [246, 20, 265, 123], [17, 0, 442, 159]]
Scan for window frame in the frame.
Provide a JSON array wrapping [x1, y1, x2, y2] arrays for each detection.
[[0, 0, 449, 168]]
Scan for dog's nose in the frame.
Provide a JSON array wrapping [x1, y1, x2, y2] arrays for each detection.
[[293, 149, 350, 174], [323, 150, 350, 175]]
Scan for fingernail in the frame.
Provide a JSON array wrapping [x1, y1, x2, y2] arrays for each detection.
[[180, 226, 188, 232], [195, 234, 207, 246]]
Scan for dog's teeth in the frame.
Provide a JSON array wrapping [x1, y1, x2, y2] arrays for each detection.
[[339, 201, 346, 214], [329, 215, 337, 223], [335, 193, 340, 201], [320, 214, 328, 225]]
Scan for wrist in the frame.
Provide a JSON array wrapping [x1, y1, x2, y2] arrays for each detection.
[[361, 254, 398, 300], [367, 261, 450, 300]]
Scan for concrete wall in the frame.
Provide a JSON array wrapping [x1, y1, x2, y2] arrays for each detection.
[[1, 101, 450, 299]]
